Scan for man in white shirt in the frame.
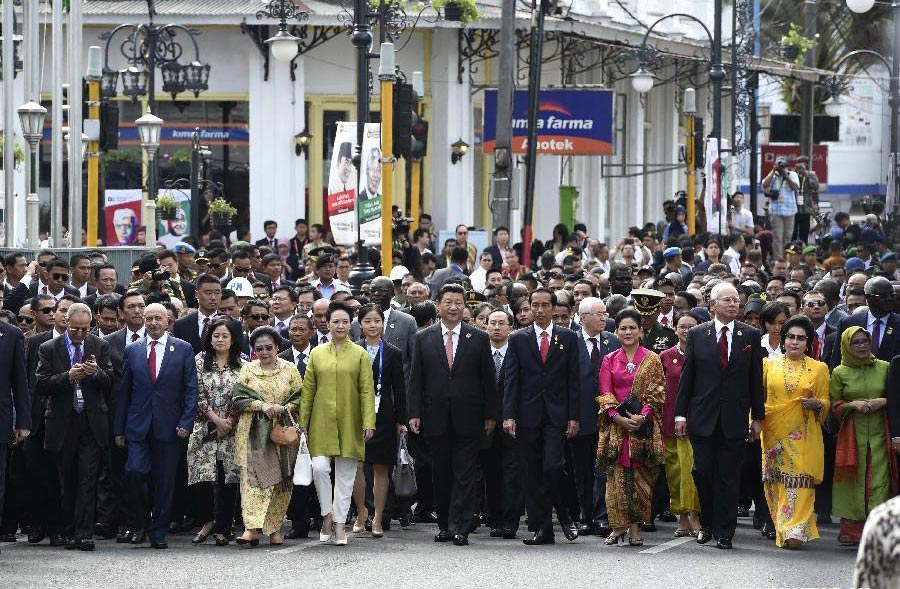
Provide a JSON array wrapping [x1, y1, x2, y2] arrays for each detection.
[[469, 252, 494, 294], [729, 191, 755, 238]]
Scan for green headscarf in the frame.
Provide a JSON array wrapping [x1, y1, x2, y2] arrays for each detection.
[[840, 325, 876, 369]]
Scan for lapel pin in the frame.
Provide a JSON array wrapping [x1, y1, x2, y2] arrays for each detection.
[[887, 327, 894, 336], [169, 345, 175, 352], [603, 339, 609, 345], [737, 330, 742, 336], [389, 324, 395, 329], [465, 333, 472, 339]]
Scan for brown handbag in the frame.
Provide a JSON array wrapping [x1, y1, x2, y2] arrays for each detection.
[[270, 409, 300, 447]]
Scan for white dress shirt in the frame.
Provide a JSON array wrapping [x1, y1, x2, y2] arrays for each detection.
[[75, 282, 90, 298], [146, 332, 169, 376], [383, 308, 392, 332], [675, 318, 734, 423], [658, 309, 675, 328], [317, 330, 330, 345], [197, 311, 212, 338], [126, 326, 146, 343], [533, 323, 553, 349], [292, 343, 311, 365], [440, 321, 461, 359]]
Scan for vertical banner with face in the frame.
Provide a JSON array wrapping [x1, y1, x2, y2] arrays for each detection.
[[704, 137, 732, 234], [104, 189, 143, 246], [156, 189, 191, 249], [327, 121, 360, 246], [357, 122, 382, 246]]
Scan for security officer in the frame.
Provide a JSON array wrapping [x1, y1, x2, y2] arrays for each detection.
[[632, 288, 678, 354]]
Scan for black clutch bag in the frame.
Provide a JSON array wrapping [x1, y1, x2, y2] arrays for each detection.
[[615, 395, 652, 439]]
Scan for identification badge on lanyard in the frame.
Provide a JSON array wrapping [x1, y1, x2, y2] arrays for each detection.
[[374, 340, 383, 413]]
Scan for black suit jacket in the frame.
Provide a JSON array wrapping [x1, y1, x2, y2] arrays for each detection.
[[827, 312, 900, 370], [887, 356, 900, 439], [172, 313, 206, 355], [256, 237, 280, 249], [35, 334, 113, 452], [0, 322, 30, 442], [675, 321, 765, 439], [408, 322, 497, 438], [426, 266, 470, 300], [357, 339, 407, 426], [25, 331, 54, 436], [7, 282, 81, 315], [576, 331, 620, 436], [278, 346, 309, 377], [503, 325, 581, 429]]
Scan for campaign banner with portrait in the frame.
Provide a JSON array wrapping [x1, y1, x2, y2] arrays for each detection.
[[327, 121, 360, 246], [357, 122, 383, 246], [156, 188, 191, 249], [104, 189, 143, 246], [704, 137, 734, 234]]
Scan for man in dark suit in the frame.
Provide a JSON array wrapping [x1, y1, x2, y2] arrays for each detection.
[[569, 297, 619, 536], [97, 290, 146, 541], [427, 247, 471, 300], [35, 303, 113, 551], [827, 276, 900, 369], [0, 305, 29, 556], [503, 288, 581, 545], [482, 308, 523, 539], [408, 283, 497, 546], [258, 253, 296, 292], [352, 277, 416, 381], [7, 256, 80, 315], [22, 294, 72, 546], [255, 219, 280, 250], [483, 226, 511, 271], [172, 274, 222, 354], [675, 283, 764, 549], [113, 303, 198, 549]]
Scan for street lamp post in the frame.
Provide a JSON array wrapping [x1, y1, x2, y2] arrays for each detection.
[[136, 109, 163, 246], [17, 100, 47, 248], [631, 6, 725, 233]]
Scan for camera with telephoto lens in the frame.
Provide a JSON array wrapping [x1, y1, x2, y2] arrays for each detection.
[[151, 269, 171, 282]]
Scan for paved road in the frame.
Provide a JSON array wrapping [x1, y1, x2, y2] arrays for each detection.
[[0, 517, 858, 588]]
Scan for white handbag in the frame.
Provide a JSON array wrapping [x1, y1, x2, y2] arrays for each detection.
[[293, 432, 313, 486]]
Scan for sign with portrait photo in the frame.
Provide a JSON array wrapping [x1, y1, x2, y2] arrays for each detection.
[[104, 189, 143, 246], [326, 121, 360, 246], [357, 122, 382, 246]]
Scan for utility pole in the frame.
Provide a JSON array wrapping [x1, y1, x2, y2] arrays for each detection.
[[491, 0, 515, 234], [521, 0, 547, 269], [799, 0, 817, 163], [86, 47, 102, 247], [68, 0, 84, 247], [379, 42, 395, 278], [890, 1, 900, 214], [2, 0, 16, 246], [51, 0, 65, 245], [410, 71, 424, 233], [684, 88, 697, 235]]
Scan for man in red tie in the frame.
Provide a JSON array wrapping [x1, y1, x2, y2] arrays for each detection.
[[113, 303, 197, 549], [675, 283, 765, 550], [801, 291, 831, 361], [503, 288, 581, 546]]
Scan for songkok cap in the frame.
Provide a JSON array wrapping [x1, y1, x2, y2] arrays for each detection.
[[630, 288, 666, 316]]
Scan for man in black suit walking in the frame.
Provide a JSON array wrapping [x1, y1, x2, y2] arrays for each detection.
[[408, 283, 497, 546], [172, 274, 222, 354], [675, 283, 764, 549], [827, 276, 899, 368], [426, 246, 471, 299], [35, 303, 113, 551], [503, 288, 581, 545], [0, 302, 29, 556]]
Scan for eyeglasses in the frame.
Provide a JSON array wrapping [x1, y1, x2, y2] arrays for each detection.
[[715, 297, 741, 305], [233, 266, 252, 274], [253, 344, 275, 352], [68, 327, 90, 334], [784, 333, 807, 341], [850, 339, 871, 347], [207, 263, 222, 270], [39, 307, 55, 314], [803, 300, 827, 308], [18, 316, 34, 324], [51, 273, 69, 281], [581, 311, 607, 317], [254, 294, 269, 300], [249, 314, 270, 322]]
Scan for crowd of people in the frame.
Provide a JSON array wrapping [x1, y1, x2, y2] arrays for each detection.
[[0, 205, 898, 575]]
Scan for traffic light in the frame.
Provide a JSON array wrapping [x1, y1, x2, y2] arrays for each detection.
[[392, 81, 414, 158], [99, 102, 119, 151], [410, 117, 429, 160], [693, 117, 705, 169]]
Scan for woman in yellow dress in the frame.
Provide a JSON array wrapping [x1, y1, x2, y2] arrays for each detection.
[[232, 326, 303, 547], [761, 315, 830, 549]]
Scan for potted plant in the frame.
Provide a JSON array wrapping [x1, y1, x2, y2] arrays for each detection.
[[433, 0, 479, 26], [0, 133, 26, 170], [155, 194, 179, 221], [208, 197, 238, 231], [781, 24, 817, 64]]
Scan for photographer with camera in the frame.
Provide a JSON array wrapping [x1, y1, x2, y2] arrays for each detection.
[[762, 156, 800, 258], [128, 254, 186, 303], [791, 155, 820, 244]]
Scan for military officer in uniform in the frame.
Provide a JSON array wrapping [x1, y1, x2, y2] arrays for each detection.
[[630, 288, 678, 529]]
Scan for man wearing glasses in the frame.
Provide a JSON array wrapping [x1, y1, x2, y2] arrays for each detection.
[[8, 254, 79, 316], [828, 276, 900, 368], [219, 250, 257, 288], [455, 224, 477, 273]]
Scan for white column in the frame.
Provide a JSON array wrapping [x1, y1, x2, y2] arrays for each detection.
[[429, 29, 473, 232], [248, 50, 306, 244]]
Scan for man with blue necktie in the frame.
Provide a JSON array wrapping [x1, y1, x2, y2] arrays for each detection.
[[113, 303, 197, 549]]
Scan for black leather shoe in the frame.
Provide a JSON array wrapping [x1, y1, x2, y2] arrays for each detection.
[[398, 512, 412, 528], [433, 530, 452, 543], [191, 531, 209, 544], [414, 511, 438, 524], [501, 527, 518, 540], [641, 521, 657, 532], [659, 510, 677, 523], [523, 529, 555, 545], [78, 539, 96, 551], [150, 540, 168, 549], [0, 533, 16, 542], [577, 523, 593, 535], [467, 515, 482, 535], [94, 523, 116, 540], [65, 538, 80, 550], [716, 537, 733, 549], [594, 523, 613, 537], [696, 528, 713, 544], [489, 527, 505, 538], [129, 529, 147, 545], [559, 519, 578, 542], [752, 517, 764, 530], [452, 534, 469, 546], [115, 529, 132, 544], [760, 522, 776, 540], [27, 530, 46, 544], [49, 533, 68, 547], [284, 528, 309, 540], [736, 506, 751, 518]]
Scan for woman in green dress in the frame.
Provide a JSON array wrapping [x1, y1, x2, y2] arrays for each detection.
[[830, 326, 897, 545], [232, 326, 303, 547], [300, 300, 376, 546]]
